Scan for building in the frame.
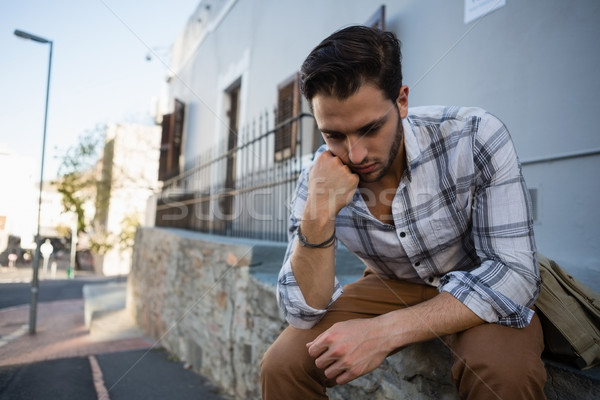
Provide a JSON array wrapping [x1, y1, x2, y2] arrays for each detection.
[[154, 0, 600, 289], [0, 144, 37, 260], [95, 123, 161, 275]]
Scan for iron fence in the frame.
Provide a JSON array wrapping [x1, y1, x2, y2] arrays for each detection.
[[155, 111, 316, 242]]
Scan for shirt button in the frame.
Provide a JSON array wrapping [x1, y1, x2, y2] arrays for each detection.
[[414, 261, 421, 267], [400, 232, 406, 238], [428, 277, 434, 283]]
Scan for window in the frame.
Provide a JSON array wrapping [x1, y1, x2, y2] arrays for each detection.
[[158, 99, 185, 181], [274, 73, 300, 162]]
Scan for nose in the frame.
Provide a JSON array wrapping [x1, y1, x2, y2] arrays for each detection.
[[347, 136, 367, 165]]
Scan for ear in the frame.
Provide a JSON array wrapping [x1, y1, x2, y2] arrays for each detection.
[[396, 85, 409, 118]]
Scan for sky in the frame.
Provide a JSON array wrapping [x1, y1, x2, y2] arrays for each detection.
[[1, 0, 199, 180]]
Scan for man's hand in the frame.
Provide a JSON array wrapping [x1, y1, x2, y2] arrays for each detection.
[[306, 318, 391, 385], [306, 150, 359, 221], [305, 293, 485, 385]]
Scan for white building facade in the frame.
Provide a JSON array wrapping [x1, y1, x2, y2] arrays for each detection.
[[156, 0, 600, 289], [99, 123, 161, 275], [0, 144, 37, 256]]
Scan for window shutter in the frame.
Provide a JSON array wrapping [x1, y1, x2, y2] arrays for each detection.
[[158, 99, 186, 181], [158, 113, 172, 181], [274, 73, 300, 162], [171, 99, 185, 175]]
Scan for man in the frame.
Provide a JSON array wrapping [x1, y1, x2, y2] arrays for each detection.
[[261, 25, 546, 399]]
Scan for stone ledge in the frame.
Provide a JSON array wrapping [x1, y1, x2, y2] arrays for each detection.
[[544, 358, 600, 400], [129, 227, 600, 400]]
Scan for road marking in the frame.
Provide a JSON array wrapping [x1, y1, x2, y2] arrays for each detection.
[[0, 324, 28, 348], [89, 355, 111, 400]]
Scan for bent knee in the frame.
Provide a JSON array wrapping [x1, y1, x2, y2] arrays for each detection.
[[453, 351, 547, 398], [261, 339, 314, 378]]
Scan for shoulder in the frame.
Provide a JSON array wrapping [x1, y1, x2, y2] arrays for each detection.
[[407, 105, 497, 125], [407, 106, 507, 140]]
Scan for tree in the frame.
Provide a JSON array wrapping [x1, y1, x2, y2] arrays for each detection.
[[54, 124, 106, 233], [55, 122, 160, 275]]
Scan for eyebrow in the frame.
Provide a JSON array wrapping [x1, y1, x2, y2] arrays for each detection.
[[320, 112, 389, 137]]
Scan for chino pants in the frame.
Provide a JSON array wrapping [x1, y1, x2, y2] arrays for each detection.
[[261, 270, 547, 400]]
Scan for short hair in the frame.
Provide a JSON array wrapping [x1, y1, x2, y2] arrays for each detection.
[[300, 25, 403, 103]]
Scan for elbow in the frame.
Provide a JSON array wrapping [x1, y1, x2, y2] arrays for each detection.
[[513, 266, 542, 308]]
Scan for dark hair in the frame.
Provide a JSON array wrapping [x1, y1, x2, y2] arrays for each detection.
[[300, 25, 403, 103]]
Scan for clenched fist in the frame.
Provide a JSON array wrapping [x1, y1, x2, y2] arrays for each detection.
[[306, 150, 359, 221]]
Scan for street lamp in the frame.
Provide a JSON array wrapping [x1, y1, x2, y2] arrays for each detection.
[[14, 29, 53, 335]]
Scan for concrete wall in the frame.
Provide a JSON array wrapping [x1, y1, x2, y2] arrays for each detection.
[[129, 227, 599, 400], [390, 0, 600, 287]]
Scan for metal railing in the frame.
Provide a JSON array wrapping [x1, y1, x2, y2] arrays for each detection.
[[155, 111, 316, 242]]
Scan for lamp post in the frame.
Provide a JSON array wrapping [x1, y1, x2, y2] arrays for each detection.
[[14, 29, 53, 335]]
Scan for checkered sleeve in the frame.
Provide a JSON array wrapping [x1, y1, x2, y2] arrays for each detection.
[[438, 112, 541, 328]]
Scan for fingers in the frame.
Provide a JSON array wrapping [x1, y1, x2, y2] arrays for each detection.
[[306, 332, 332, 368], [306, 334, 327, 359], [306, 332, 346, 380], [313, 151, 353, 178], [318, 353, 358, 385], [305, 322, 369, 385], [334, 370, 356, 385], [307, 151, 359, 218]]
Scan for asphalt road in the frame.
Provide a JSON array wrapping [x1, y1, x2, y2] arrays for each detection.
[[0, 349, 229, 400], [0, 357, 97, 399], [0, 277, 232, 400]]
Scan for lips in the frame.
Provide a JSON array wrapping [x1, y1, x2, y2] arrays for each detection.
[[352, 163, 377, 175]]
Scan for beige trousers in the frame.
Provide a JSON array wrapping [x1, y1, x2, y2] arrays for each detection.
[[261, 271, 547, 399]]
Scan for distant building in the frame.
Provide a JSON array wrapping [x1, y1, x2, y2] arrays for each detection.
[[153, 0, 600, 289], [0, 143, 89, 267], [95, 123, 161, 276], [37, 180, 73, 240], [0, 144, 36, 258]]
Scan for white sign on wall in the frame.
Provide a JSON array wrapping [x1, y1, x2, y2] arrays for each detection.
[[464, 0, 506, 24]]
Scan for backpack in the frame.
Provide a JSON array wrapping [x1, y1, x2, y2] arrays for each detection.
[[535, 253, 600, 369]]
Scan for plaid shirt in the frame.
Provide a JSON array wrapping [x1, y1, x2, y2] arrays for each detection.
[[278, 106, 540, 329]]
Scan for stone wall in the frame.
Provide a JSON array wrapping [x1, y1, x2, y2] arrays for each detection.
[[128, 227, 278, 399], [129, 227, 600, 400]]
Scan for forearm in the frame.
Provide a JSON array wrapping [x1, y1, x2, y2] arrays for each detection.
[[378, 292, 485, 352], [285, 149, 358, 313], [290, 215, 336, 309]]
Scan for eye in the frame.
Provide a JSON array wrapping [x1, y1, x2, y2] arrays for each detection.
[[324, 133, 344, 141], [360, 123, 382, 137]]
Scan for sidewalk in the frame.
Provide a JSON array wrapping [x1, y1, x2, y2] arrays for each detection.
[[0, 266, 232, 399]]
